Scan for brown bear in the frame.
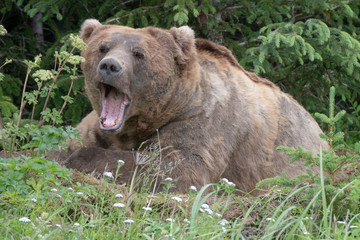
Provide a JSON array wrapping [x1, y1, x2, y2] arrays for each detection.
[[65, 19, 328, 193]]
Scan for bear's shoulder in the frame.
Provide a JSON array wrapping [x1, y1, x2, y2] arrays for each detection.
[[195, 38, 277, 89]]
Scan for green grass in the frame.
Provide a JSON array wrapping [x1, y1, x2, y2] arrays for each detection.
[[1, 153, 359, 239]]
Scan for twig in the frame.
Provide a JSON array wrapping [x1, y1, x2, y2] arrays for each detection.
[[0, 61, 9, 69], [329, 125, 333, 150], [0, 114, 6, 157], [16, 71, 30, 128], [30, 81, 43, 126], [299, 153, 320, 167], [53, 77, 74, 127], [330, 159, 347, 176]]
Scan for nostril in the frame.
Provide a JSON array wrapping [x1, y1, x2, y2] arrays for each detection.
[[110, 65, 117, 72], [100, 63, 107, 70]]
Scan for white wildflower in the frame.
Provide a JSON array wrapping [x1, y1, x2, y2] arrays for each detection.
[[34, 54, 41, 66], [227, 181, 236, 187], [350, 225, 359, 229], [215, 213, 222, 217], [69, 33, 87, 51], [55, 224, 62, 229], [103, 171, 114, 178], [204, 208, 213, 215], [219, 219, 229, 226], [171, 196, 182, 202], [124, 219, 134, 223], [33, 69, 54, 81], [56, 194, 62, 198], [221, 178, 236, 187], [222, 227, 227, 233], [165, 177, 173, 181], [266, 218, 275, 222], [190, 186, 197, 191], [337, 221, 346, 225], [0, 25, 7, 36], [142, 207, 152, 211], [76, 192, 84, 195], [19, 217, 31, 223], [303, 231, 310, 235], [68, 55, 85, 65], [184, 218, 190, 224], [166, 218, 174, 222], [222, 178, 229, 183], [113, 203, 125, 208], [68, 187, 74, 191], [115, 193, 124, 198], [118, 160, 125, 164], [31, 198, 37, 203], [74, 223, 80, 227], [201, 204, 210, 209], [199, 203, 213, 214], [51, 188, 58, 192]]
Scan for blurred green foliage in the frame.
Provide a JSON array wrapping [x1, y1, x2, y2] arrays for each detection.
[[0, 0, 359, 143]]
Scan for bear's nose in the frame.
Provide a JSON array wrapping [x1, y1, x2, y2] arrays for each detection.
[[98, 58, 122, 79]]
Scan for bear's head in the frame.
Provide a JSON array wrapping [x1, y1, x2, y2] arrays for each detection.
[[79, 19, 198, 136]]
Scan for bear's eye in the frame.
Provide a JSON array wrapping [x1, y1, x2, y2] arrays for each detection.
[[99, 42, 109, 53], [132, 47, 145, 59]]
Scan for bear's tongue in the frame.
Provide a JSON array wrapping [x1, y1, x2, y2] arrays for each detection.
[[99, 84, 129, 130]]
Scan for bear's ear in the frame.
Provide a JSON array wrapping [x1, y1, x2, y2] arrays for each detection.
[[80, 19, 102, 42], [169, 26, 196, 65]]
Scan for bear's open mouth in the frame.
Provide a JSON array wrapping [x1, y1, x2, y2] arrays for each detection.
[[99, 83, 130, 131]]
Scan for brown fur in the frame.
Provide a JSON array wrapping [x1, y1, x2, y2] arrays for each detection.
[[66, 19, 328, 193], [195, 39, 276, 88]]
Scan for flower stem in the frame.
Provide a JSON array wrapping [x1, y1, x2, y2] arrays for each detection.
[[10, 66, 32, 155]]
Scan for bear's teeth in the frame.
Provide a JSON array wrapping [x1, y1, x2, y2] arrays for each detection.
[[104, 121, 115, 126], [100, 118, 121, 127]]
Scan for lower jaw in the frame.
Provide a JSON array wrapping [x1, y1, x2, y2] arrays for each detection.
[[99, 118, 124, 133], [100, 128, 120, 135], [99, 125, 121, 132]]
